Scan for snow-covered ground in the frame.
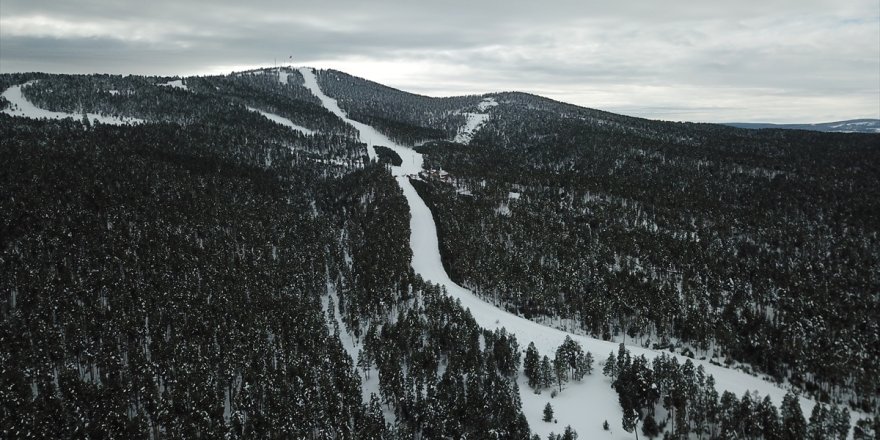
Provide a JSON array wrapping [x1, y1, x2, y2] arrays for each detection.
[[245, 106, 315, 135], [2, 82, 144, 125], [277, 69, 289, 85], [158, 79, 188, 90], [323, 283, 392, 423], [298, 66, 836, 439], [478, 97, 499, 112], [454, 113, 489, 144], [298, 67, 422, 173], [401, 172, 836, 436], [453, 97, 497, 144]]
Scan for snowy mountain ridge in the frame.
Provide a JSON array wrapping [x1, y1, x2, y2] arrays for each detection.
[[725, 119, 880, 133]]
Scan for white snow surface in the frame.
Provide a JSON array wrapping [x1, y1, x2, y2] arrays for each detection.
[[246, 106, 315, 135], [477, 96, 499, 112], [454, 112, 490, 144], [299, 66, 832, 438], [298, 67, 422, 174], [2, 82, 144, 125], [277, 69, 289, 85], [454, 97, 497, 144], [159, 79, 188, 90]]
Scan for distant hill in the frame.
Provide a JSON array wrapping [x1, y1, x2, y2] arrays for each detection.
[[725, 118, 880, 133]]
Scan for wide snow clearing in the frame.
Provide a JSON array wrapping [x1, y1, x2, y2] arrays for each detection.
[[298, 66, 834, 439], [158, 79, 188, 90], [2, 82, 144, 125], [477, 96, 499, 112], [454, 112, 489, 144], [454, 97, 497, 144]]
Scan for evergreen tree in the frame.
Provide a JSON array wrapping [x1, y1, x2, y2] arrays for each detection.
[[603, 352, 617, 379], [539, 356, 554, 390], [81, 109, 91, 129], [780, 392, 806, 440], [525, 342, 541, 389], [582, 351, 593, 377], [641, 414, 659, 438], [829, 404, 850, 440], [621, 407, 639, 440], [543, 403, 554, 423], [807, 403, 830, 440], [852, 415, 878, 440], [758, 395, 782, 440], [553, 352, 569, 392]]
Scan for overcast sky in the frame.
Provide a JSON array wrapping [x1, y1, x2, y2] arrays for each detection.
[[1, 0, 878, 123]]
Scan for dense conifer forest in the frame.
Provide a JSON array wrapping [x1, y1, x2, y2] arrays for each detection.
[[1, 69, 878, 439], [412, 98, 879, 411], [0, 71, 529, 438], [316, 70, 879, 411]]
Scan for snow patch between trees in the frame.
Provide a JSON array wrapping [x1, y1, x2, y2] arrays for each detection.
[[454, 97, 498, 144], [158, 79, 188, 90], [277, 69, 289, 85]]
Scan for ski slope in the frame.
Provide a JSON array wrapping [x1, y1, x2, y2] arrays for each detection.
[[300, 67, 421, 172], [246, 106, 315, 135], [298, 66, 829, 438], [158, 79, 188, 90], [2, 82, 144, 125], [277, 69, 290, 85], [453, 97, 497, 144]]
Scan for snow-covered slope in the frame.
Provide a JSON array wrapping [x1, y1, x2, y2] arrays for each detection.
[[299, 67, 422, 173], [2, 82, 144, 125], [454, 97, 497, 144], [397, 176, 837, 438], [298, 66, 833, 438], [158, 79, 188, 90], [246, 106, 315, 135]]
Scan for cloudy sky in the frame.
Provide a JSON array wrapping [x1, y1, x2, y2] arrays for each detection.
[[1, 0, 878, 123]]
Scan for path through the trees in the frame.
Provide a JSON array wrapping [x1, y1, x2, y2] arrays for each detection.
[[297, 66, 833, 438]]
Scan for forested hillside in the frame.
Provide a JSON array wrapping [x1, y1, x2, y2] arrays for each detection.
[[1, 68, 878, 439], [315, 69, 482, 145], [0, 71, 529, 438], [411, 92, 880, 412]]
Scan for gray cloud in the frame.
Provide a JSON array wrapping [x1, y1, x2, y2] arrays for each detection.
[[1, 0, 877, 123]]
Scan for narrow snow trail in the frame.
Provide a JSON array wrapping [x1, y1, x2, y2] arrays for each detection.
[[2, 82, 144, 125], [298, 66, 825, 438], [323, 283, 392, 423], [246, 106, 315, 135]]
